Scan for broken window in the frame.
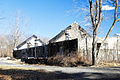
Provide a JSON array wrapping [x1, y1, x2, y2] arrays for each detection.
[[27, 42, 31, 48], [97, 43, 101, 50], [82, 34, 86, 39], [34, 42, 38, 46], [34, 39, 38, 46], [65, 33, 69, 40]]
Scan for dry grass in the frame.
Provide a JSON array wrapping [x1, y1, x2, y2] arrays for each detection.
[[97, 62, 120, 67], [0, 74, 12, 80], [0, 68, 54, 80], [47, 52, 90, 67], [0, 64, 54, 80], [0, 65, 38, 70]]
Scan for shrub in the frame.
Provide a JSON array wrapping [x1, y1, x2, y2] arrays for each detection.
[[47, 52, 89, 67]]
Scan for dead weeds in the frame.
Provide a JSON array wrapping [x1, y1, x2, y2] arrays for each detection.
[[47, 52, 90, 67], [97, 62, 120, 67]]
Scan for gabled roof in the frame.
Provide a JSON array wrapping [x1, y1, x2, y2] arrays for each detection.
[[16, 35, 44, 49], [49, 22, 91, 43]]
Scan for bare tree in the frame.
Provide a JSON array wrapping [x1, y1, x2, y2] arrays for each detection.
[[103, 0, 120, 42], [0, 34, 12, 57], [88, 0, 120, 65], [0, 35, 7, 57], [88, 0, 103, 65], [38, 36, 49, 43], [7, 11, 28, 57]]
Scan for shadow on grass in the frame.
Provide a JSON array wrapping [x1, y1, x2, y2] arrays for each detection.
[[0, 69, 120, 80]]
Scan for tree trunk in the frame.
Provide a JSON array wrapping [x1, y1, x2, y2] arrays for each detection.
[[92, 31, 96, 65]]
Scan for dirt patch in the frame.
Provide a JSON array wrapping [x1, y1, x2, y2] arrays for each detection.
[[0, 69, 55, 80]]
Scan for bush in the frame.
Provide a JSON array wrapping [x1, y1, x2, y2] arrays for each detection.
[[47, 52, 89, 67]]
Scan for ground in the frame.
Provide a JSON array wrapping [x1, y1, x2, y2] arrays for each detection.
[[0, 58, 120, 80]]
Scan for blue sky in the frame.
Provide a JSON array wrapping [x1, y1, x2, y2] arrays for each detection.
[[0, 0, 119, 39]]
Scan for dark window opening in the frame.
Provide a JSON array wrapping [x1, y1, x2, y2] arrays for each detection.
[[35, 42, 38, 46], [97, 43, 101, 50], [27, 42, 31, 48], [59, 47, 63, 55], [65, 33, 69, 40]]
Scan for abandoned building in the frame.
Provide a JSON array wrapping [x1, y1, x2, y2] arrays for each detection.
[[13, 22, 92, 60], [14, 35, 45, 50], [13, 22, 120, 63], [49, 22, 92, 57], [13, 35, 46, 59], [96, 36, 120, 62]]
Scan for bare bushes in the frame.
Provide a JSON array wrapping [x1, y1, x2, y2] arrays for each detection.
[[47, 52, 89, 67]]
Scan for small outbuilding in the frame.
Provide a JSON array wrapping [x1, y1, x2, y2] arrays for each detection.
[[14, 35, 45, 50], [13, 35, 45, 59]]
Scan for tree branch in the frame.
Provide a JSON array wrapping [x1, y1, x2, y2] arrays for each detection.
[[89, 0, 95, 28], [96, 0, 102, 33], [103, 0, 118, 42], [95, 0, 99, 26], [116, 18, 120, 22], [118, 4, 120, 7], [96, 0, 118, 57]]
